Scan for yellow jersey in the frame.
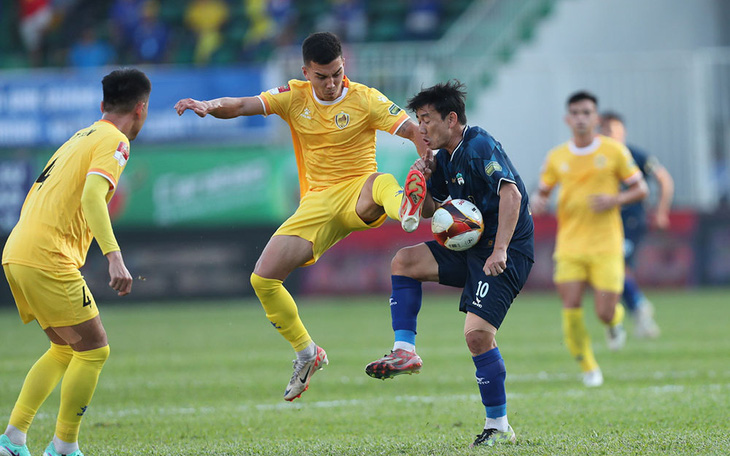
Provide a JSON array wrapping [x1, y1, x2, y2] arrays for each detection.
[[539, 135, 641, 257], [2, 120, 129, 271], [259, 76, 411, 197]]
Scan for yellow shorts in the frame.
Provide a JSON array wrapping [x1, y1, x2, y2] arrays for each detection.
[[3, 263, 99, 329], [274, 174, 387, 266], [553, 253, 624, 293]]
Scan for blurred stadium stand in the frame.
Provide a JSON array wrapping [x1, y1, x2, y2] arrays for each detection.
[[1, 0, 729, 304]]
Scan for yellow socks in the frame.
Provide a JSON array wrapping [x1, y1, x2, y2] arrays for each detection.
[[9, 343, 73, 432], [251, 273, 312, 351], [371, 173, 403, 221], [55, 345, 110, 443], [562, 308, 599, 373]]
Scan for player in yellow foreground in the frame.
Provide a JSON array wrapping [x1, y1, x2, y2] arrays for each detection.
[[175, 32, 429, 401], [1, 68, 150, 456], [532, 91, 647, 387]]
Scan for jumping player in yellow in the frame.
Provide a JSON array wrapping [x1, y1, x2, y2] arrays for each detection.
[[531, 91, 647, 387], [174, 32, 429, 401], [1, 68, 151, 456]]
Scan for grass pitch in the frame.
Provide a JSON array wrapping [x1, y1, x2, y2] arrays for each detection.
[[1, 288, 729, 455]]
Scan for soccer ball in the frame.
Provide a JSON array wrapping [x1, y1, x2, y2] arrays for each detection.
[[431, 199, 484, 251]]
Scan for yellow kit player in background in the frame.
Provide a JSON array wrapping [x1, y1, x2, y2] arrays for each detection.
[[1, 68, 151, 456], [531, 91, 647, 387], [175, 31, 430, 401]]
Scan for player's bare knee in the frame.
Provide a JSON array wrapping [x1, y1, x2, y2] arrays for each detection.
[[464, 315, 497, 355]]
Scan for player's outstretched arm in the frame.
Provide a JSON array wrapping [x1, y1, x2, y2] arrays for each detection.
[[484, 182, 521, 276], [174, 96, 265, 119]]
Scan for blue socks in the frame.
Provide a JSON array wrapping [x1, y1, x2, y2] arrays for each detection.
[[473, 347, 507, 419], [622, 275, 645, 313], [390, 276, 422, 345]]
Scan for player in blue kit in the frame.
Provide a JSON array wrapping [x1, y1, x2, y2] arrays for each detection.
[[364, 81, 534, 447], [600, 111, 674, 338]]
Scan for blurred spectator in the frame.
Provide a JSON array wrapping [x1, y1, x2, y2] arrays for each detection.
[[405, 0, 441, 40], [109, 0, 144, 63], [241, 0, 276, 61], [68, 27, 116, 68], [317, 0, 367, 43], [20, 0, 54, 66], [132, 0, 169, 64], [184, 0, 230, 65], [268, 0, 297, 46]]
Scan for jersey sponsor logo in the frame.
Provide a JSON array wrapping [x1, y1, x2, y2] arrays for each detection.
[[485, 161, 502, 176], [300, 107, 312, 119], [335, 111, 350, 129], [268, 84, 291, 95], [114, 142, 129, 167], [388, 103, 403, 116]]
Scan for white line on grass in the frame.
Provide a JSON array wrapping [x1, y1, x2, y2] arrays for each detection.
[[31, 380, 730, 422]]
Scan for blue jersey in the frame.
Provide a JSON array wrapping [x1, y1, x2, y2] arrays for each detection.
[[621, 145, 654, 230], [428, 125, 534, 261]]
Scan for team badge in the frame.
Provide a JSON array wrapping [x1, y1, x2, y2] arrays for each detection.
[[113, 142, 129, 166], [455, 172, 465, 185], [335, 111, 350, 129], [485, 161, 502, 176], [594, 154, 608, 168], [388, 103, 402, 115]]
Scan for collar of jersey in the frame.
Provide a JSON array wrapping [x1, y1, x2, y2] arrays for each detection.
[[311, 77, 350, 106], [568, 136, 601, 155], [448, 125, 470, 162]]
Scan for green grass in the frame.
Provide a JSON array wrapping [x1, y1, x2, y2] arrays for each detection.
[[1, 288, 729, 455]]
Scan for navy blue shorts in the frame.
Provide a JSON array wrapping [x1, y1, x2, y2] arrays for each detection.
[[425, 240, 533, 329]]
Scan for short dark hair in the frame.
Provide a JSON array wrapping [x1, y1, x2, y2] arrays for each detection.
[[600, 110, 624, 125], [302, 32, 342, 66], [102, 68, 151, 114], [406, 80, 467, 125], [567, 90, 598, 108]]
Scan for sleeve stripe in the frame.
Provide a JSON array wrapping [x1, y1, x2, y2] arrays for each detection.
[[87, 170, 117, 189], [257, 95, 270, 116], [623, 170, 643, 185], [389, 113, 410, 135], [497, 177, 517, 195]]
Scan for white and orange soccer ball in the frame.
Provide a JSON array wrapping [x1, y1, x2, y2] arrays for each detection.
[[431, 199, 484, 251]]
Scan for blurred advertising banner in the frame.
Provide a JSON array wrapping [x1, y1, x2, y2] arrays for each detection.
[[109, 144, 299, 228], [0, 66, 274, 147]]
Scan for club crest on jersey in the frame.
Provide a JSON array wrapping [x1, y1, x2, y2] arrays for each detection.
[[268, 84, 290, 95], [594, 154, 608, 168], [453, 172, 465, 185], [114, 142, 129, 166], [335, 111, 350, 129], [485, 161, 502, 176], [388, 103, 403, 115]]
